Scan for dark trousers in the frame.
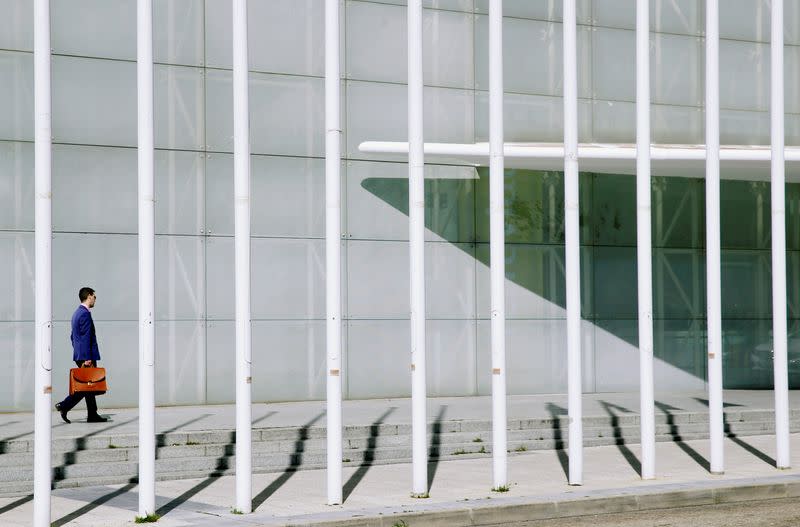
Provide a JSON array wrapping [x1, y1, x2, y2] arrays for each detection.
[[58, 361, 99, 416]]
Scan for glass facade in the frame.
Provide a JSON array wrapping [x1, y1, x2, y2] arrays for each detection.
[[1, 0, 799, 410]]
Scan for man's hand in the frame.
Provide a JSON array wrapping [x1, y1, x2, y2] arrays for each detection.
[[83, 360, 93, 367]]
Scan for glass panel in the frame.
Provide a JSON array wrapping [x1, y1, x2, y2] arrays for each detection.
[[153, 0, 204, 66], [155, 150, 205, 236], [789, 252, 800, 319], [52, 56, 137, 147], [719, 1, 770, 43], [52, 233, 138, 322], [426, 320, 477, 396], [476, 92, 593, 143], [0, 322, 34, 410], [0, 0, 33, 52], [155, 235, 205, 320], [721, 180, 771, 249], [0, 232, 34, 322], [593, 246, 637, 319], [155, 321, 206, 405], [652, 175, 705, 248], [347, 320, 410, 398], [51, 0, 137, 61], [474, 0, 592, 23], [154, 65, 205, 151], [720, 39, 769, 112], [594, 319, 706, 391], [347, 240, 476, 319], [476, 244, 593, 319], [367, 0, 473, 12], [593, 0, 702, 35], [652, 318, 707, 389], [475, 18, 591, 97], [722, 318, 773, 389], [721, 250, 771, 318], [720, 109, 770, 146], [206, 69, 325, 156], [475, 169, 593, 245], [206, 237, 326, 320], [347, 2, 474, 89], [0, 51, 33, 142], [652, 104, 703, 144], [653, 248, 706, 319], [205, 0, 325, 76], [206, 154, 327, 238], [592, 99, 634, 143], [52, 145, 138, 234], [346, 81, 474, 159], [0, 141, 33, 230], [349, 160, 477, 242]]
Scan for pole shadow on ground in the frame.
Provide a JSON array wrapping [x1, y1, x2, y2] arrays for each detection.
[[692, 397, 776, 467], [51, 483, 138, 527], [0, 494, 32, 516], [427, 405, 448, 494], [598, 401, 641, 476], [654, 401, 711, 472], [251, 410, 326, 511], [545, 402, 569, 480], [342, 406, 398, 502]]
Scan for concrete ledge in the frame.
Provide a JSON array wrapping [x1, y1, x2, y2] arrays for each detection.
[[256, 474, 800, 527]]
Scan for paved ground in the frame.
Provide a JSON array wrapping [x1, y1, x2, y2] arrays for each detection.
[[0, 391, 798, 526]]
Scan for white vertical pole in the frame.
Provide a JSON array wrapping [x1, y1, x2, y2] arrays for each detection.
[[489, 0, 507, 491], [563, 0, 582, 486], [771, 0, 790, 470], [325, 0, 344, 506], [233, 0, 253, 513], [705, 0, 724, 476], [33, 1, 52, 525], [137, 0, 156, 516], [636, 0, 656, 481], [408, 0, 428, 497]]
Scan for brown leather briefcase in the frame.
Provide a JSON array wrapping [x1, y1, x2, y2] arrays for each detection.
[[69, 367, 108, 396]]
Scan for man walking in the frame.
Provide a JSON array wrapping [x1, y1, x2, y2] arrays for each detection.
[[55, 287, 108, 423]]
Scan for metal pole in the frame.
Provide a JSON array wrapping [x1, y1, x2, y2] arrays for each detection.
[[563, 0, 582, 486], [408, 0, 428, 497], [325, 0, 343, 505], [137, 0, 156, 516], [489, 0, 507, 491], [233, 0, 253, 512], [636, 0, 656, 481], [33, 0, 52, 524], [771, 0, 790, 470], [705, 0, 724, 476]]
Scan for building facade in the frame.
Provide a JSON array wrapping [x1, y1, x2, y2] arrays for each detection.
[[1, 0, 799, 411]]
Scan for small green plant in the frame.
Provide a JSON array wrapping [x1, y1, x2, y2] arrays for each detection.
[[134, 513, 160, 523], [514, 445, 527, 452], [452, 449, 468, 455], [186, 441, 200, 446], [108, 444, 118, 449], [230, 508, 243, 515], [410, 492, 429, 499], [472, 437, 483, 443], [342, 458, 351, 462], [492, 484, 510, 493], [393, 520, 409, 527], [478, 446, 487, 454]]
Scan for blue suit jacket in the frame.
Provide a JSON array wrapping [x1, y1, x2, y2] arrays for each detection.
[[71, 305, 100, 361]]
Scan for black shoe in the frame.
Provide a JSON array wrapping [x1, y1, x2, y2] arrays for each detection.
[[55, 403, 70, 424], [87, 414, 108, 423]]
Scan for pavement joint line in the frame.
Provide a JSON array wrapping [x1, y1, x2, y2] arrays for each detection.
[[233, 473, 800, 527]]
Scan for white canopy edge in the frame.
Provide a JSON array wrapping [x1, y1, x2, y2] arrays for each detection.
[[358, 141, 800, 180]]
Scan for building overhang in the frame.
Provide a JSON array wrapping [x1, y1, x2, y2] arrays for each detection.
[[359, 142, 800, 182]]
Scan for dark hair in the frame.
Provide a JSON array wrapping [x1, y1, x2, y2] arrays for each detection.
[[79, 287, 95, 302]]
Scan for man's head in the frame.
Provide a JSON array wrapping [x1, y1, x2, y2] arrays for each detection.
[[79, 287, 96, 308]]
